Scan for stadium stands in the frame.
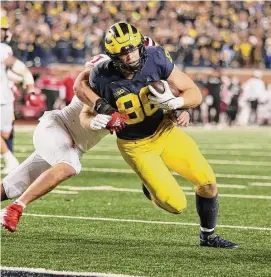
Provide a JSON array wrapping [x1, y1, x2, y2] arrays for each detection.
[[2, 1, 271, 68]]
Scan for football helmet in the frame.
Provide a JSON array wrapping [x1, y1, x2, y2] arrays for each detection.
[[105, 22, 146, 73]]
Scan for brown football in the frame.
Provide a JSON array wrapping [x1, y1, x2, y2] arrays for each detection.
[[149, 81, 180, 97]]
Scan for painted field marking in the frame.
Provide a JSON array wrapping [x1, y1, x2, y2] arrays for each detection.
[[249, 182, 271, 187], [0, 267, 147, 277], [56, 185, 270, 200], [23, 213, 271, 231], [1, 164, 270, 181], [80, 167, 271, 181], [11, 153, 271, 167]]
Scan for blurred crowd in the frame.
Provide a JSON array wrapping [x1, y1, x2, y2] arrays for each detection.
[[11, 66, 271, 127], [191, 69, 271, 127], [2, 1, 271, 68]]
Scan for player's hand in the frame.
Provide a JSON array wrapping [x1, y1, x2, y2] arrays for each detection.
[[90, 114, 112, 130], [148, 80, 175, 110], [174, 110, 190, 127], [106, 112, 129, 133], [148, 80, 183, 110]]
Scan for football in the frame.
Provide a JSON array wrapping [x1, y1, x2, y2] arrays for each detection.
[[149, 80, 180, 97]]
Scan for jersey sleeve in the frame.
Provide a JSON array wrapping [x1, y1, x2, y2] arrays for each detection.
[[153, 46, 174, 80], [88, 65, 101, 96], [0, 44, 13, 63]]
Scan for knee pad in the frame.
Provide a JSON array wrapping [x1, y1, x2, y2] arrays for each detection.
[[154, 190, 187, 214]]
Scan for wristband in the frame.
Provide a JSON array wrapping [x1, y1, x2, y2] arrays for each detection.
[[168, 97, 184, 110], [94, 98, 116, 115]]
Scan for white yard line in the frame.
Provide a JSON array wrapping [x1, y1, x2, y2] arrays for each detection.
[[215, 173, 271, 180], [51, 190, 78, 194], [22, 213, 271, 231], [200, 145, 271, 150], [249, 182, 271, 187], [14, 144, 271, 151], [205, 160, 271, 166], [192, 193, 271, 200], [56, 185, 270, 199], [79, 167, 271, 181], [59, 184, 246, 192], [218, 184, 246, 189], [13, 147, 271, 157], [59, 186, 192, 192], [12, 153, 271, 167], [1, 163, 270, 181], [1, 267, 147, 277], [200, 150, 271, 157]]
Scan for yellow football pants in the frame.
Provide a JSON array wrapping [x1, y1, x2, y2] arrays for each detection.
[[117, 119, 216, 214]]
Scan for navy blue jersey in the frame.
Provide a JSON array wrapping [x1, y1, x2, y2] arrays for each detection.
[[89, 46, 174, 140]]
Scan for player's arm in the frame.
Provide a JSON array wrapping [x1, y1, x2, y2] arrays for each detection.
[[80, 104, 111, 131], [74, 69, 117, 115], [74, 54, 112, 108], [80, 104, 127, 133], [149, 67, 202, 110], [80, 104, 100, 130], [167, 66, 202, 109], [73, 68, 100, 109], [148, 47, 202, 110], [4, 56, 35, 94]]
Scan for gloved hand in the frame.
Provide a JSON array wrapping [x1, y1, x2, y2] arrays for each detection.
[[106, 112, 129, 133], [90, 114, 112, 130], [148, 80, 184, 110], [25, 92, 40, 107]]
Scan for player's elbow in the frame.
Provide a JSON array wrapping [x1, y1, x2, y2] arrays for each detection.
[[190, 86, 202, 108], [73, 81, 84, 100], [73, 80, 80, 95], [79, 111, 90, 130], [196, 88, 203, 106]]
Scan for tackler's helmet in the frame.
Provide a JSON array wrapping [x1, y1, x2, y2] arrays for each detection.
[[105, 22, 147, 73]]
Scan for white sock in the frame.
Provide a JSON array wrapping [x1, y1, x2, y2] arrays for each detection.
[[14, 199, 26, 209], [2, 150, 16, 162]]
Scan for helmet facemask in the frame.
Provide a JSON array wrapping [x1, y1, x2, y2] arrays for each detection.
[[107, 41, 146, 74]]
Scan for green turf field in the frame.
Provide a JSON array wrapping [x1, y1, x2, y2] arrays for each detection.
[[1, 127, 271, 277]]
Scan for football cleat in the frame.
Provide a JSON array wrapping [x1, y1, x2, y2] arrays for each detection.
[[0, 203, 23, 232], [200, 233, 239, 248]]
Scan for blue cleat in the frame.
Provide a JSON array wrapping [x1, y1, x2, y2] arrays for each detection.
[[200, 233, 239, 248]]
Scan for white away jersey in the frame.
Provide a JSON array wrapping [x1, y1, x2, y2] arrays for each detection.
[[56, 96, 109, 153], [0, 43, 14, 104]]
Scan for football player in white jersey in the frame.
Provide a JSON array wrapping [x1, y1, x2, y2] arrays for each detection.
[[0, 54, 127, 232], [0, 12, 36, 174]]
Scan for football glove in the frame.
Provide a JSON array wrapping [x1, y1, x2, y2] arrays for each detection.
[[106, 112, 129, 133], [94, 98, 116, 115], [90, 114, 112, 130], [148, 80, 184, 110], [25, 92, 40, 107]]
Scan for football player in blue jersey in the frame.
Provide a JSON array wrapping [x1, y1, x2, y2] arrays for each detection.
[[83, 22, 238, 248]]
